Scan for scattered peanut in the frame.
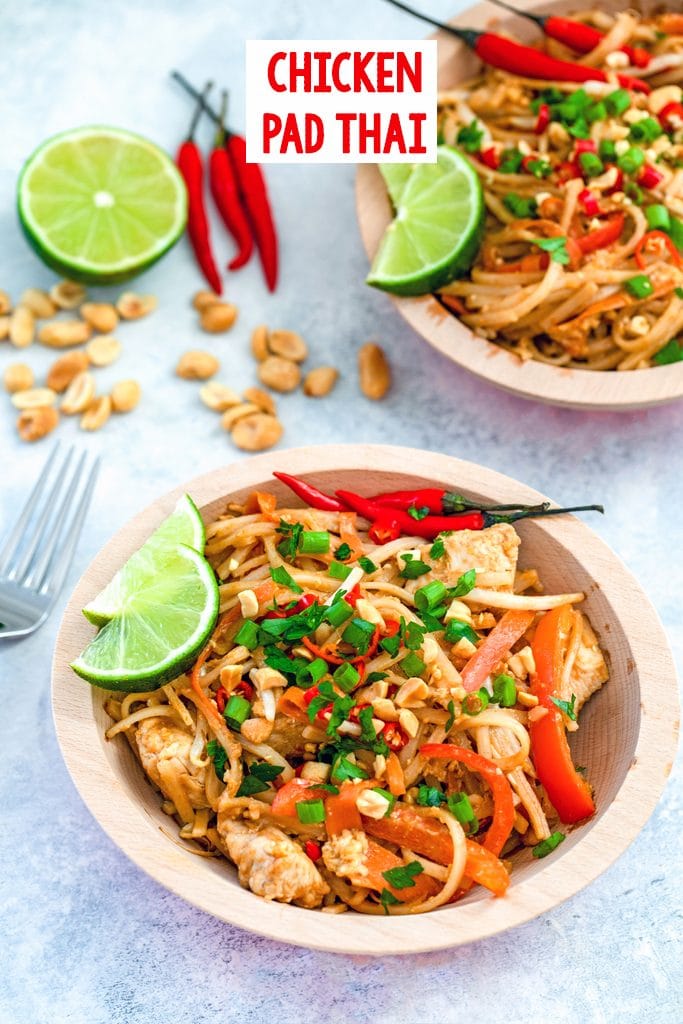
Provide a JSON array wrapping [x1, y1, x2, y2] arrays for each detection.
[[61, 372, 97, 414], [200, 301, 238, 333], [303, 366, 338, 397], [358, 342, 391, 400], [231, 414, 283, 451], [200, 381, 241, 411], [240, 718, 274, 744], [47, 351, 90, 393], [17, 406, 59, 442], [20, 288, 56, 319], [192, 289, 221, 311], [80, 302, 119, 333], [0, 290, 11, 315], [176, 350, 220, 380], [116, 292, 157, 319], [3, 363, 34, 394], [258, 355, 301, 393], [11, 387, 57, 410], [110, 379, 141, 413], [80, 395, 112, 432], [268, 328, 308, 362], [86, 334, 122, 367], [221, 403, 262, 431], [0, 316, 9, 341], [250, 325, 270, 361], [38, 319, 91, 348], [50, 280, 86, 309], [9, 306, 35, 348], [243, 386, 276, 415]]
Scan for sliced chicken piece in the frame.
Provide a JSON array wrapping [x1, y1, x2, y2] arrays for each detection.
[[135, 717, 208, 820], [442, 523, 520, 592], [559, 617, 609, 715], [322, 828, 370, 882], [267, 714, 307, 758], [217, 816, 329, 908]]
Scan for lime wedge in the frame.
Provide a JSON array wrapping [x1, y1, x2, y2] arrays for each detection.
[[367, 146, 484, 296], [71, 543, 219, 691], [380, 164, 413, 207], [18, 126, 187, 284], [83, 495, 204, 626]]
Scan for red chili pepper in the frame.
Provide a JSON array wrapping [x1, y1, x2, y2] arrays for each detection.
[[235, 679, 255, 701], [637, 164, 665, 191], [262, 593, 318, 620], [572, 139, 597, 158], [576, 213, 625, 255], [344, 584, 361, 607], [368, 515, 402, 544], [304, 839, 322, 862], [215, 686, 228, 713], [659, 102, 683, 132], [273, 471, 348, 513], [479, 146, 500, 169], [209, 91, 253, 271], [622, 45, 651, 69], [534, 103, 550, 135], [369, 487, 551, 517], [635, 230, 683, 271], [225, 132, 278, 291], [555, 159, 580, 184], [176, 82, 223, 294], [381, 722, 409, 752], [578, 189, 601, 217], [605, 166, 624, 196]]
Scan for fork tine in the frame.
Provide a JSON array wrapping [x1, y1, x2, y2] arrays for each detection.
[[10, 446, 76, 583], [22, 450, 89, 591], [32, 455, 100, 594], [0, 441, 62, 576]]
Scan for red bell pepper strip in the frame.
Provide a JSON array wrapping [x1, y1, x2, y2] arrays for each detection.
[[578, 189, 601, 217], [273, 471, 348, 512], [529, 606, 595, 824], [637, 164, 665, 191], [419, 745, 515, 856], [460, 608, 536, 693], [176, 82, 223, 295], [635, 230, 683, 270], [209, 91, 253, 271], [575, 213, 625, 255]]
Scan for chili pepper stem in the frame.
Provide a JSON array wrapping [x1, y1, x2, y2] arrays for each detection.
[[172, 70, 223, 128], [486, 504, 604, 526], [187, 80, 213, 141], [383, 0, 480, 48], [484, 0, 544, 28], [215, 90, 228, 148]]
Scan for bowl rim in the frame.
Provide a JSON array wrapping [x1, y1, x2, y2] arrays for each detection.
[[51, 445, 679, 954], [354, 0, 683, 412]]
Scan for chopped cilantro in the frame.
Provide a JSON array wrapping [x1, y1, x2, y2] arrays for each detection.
[[551, 693, 577, 722], [449, 568, 476, 598], [358, 556, 378, 573], [653, 338, 683, 365], [445, 700, 456, 733], [381, 860, 424, 889], [407, 505, 430, 521], [269, 565, 303, 593], [429, 538, 445, 560], [358, 705, 378, 745], [334, 542, 352, 561], [457, 119, 484, 153], [206, 739, 227, 779], [380, 888, 402, 913], [276, 519, 303, 559], [533, 236, 570, 265], [416, 784, 445, 807]]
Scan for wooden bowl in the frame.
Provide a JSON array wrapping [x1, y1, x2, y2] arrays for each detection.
[[52, 446, 678, 954], [356, 0, 683, 411]]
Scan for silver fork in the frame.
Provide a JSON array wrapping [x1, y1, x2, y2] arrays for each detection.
[[0, 443, 99, 640]]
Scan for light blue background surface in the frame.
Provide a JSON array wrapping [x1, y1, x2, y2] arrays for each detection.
[[1, 2, 681, 1021]]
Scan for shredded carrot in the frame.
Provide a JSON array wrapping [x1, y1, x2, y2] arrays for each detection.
[[439, 294, 467, 316], [276, 687, 309, 723], [661, 14, 683, 34], [460, 609, 535, 693], [385, 752, 406, 796], [325, 781, 368, 834], [353, 838, 440, 903]]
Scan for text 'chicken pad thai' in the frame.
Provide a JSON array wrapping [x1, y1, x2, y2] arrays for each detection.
[[438, 10, 683, 369], [104, 483, 608, 915]]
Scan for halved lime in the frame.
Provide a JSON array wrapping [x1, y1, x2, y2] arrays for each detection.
[[83, 494, 205, 626], [367, 146, 484, 297], [71, 543, 219, 691], [18, 126, 187, 284]]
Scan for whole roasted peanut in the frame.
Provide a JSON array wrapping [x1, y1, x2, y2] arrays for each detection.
[[61, 372, 96, 414], [11, 387, 57, 410], [0, 316, 9, 341], [17, 406, 59, 442], [200, 381, 241, 412], [81, 302, 119, 333], [0, 290, 11, 315], [47, 351, 90, 392], [268, 329, 308, 362], [38, 319, 91, 348], [111, 379, 141, 413], [80, 395, 112, 431], [20, 288, 57, 319], [9, 306, 35, 348], [200, 302, 238, 333], [50, 280, 86, 309], [86, 334, 122, 367], [116, 292, 157, 319], [251, 325, 270, 362], [358, 342, 391, 400], [176, 350, 220, 380], [243, 386, 276, 415], [303, 366, 338, 397], [192, 289, 220, 312], [231, 414, 283, 451], [258, 355, 301, 393], [4, 363, 34, 394], [221, 403, 262, 431]]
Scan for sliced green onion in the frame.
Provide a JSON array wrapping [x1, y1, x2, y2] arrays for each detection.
[[605, 88, 631, 117], [598, 139, 617, 162], [668, 217, 683, 251], [586, 100, 607, 124], [224, 694, 251, 730], [444, 619, 479, 646], [429, 538, 446, 560], [653, 337, 683, 365], [372, 788, 396, 817], [305, 658, 328, 684], [296, 798, 326, 824], [414, 579, 447, 613], [646, 204, 671, 232], [328, 561, 353, 580], [299, 530, 330, 555], [358, 556, 378, 574], [462, 688, 490, 716], [400, 652, 426, 678], [447, 791, 477, 830], [233, 619, 260, 650], [499, 147, 523, 174], [503, 194, 538, 219], [323, 598, 354, 627], [532, 831, 566, 858], [625, 274, 654, 299], [492, 673, 517, 707], [269, 565, 303, 593], [617, 146, 645, 176], [579, 152, 604, 178], [341, 618, 376, 653], [629, 116, 662, 144], [333, 661, 360, 693]]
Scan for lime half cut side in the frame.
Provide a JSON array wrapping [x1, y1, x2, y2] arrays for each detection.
[[83, 495, 205, 627], [18, 126, 187, 284], [367, 146, 484, 297], [71, 543, 219, 691]]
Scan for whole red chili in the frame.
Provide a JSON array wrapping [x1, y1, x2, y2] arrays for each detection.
[[176, 81, 223, 294], [209, 90, 253, 271], [272, 471, 348, 512], [225, 133, 279, 292]]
